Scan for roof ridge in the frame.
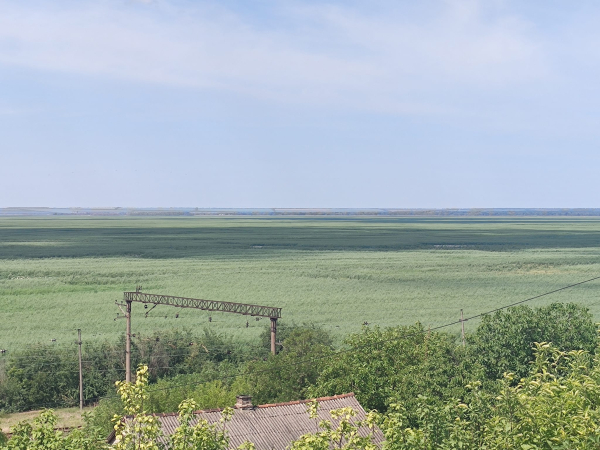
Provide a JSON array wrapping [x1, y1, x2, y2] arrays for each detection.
[[257, 392, 356, 409], [186, 392, 356, 415], [130, 393, 357, 418]]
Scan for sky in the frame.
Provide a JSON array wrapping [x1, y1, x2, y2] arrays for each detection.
[[0, 0, 599, 208]]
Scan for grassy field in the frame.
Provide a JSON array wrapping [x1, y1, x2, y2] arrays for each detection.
[[0, 407, 91, 434], [1, 216, 600, 353]]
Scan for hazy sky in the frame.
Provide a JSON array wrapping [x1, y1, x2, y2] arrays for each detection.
[[1, 0, 599, 208]]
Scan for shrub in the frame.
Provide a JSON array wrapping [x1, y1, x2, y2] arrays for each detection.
[[469, 302, 597, 381]]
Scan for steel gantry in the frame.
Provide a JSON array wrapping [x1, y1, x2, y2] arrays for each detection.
[[117, 288, 282, 382]]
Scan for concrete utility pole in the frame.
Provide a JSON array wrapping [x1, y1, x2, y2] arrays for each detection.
[[270, 318, 277, 355], [125, 300, 132, 382], [460, 309, 465, 347], [77, 329, 83, 410]]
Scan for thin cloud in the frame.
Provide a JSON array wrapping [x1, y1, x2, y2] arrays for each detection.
[[0, 0, 578, 116], [0, 0, 597, 126]]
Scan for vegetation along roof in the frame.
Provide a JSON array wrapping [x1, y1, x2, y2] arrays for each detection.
[[108, 393, 383, 449]]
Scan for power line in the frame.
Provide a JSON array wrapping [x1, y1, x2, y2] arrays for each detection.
[[97, 275, 600, 400], [1, 344, 256, 361], [5, 276, 599, 408]]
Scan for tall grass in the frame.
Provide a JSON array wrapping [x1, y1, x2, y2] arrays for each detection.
[[1, 216, 600, 352]]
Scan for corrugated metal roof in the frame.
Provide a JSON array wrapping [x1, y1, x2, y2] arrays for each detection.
[[109, 393, 383, 449]]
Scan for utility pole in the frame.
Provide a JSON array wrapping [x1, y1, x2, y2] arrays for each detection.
[[77, 329, 83, 410], [270, 317, 277, 355], [460, 309, 465, 347], [125, 300, 132, 382]]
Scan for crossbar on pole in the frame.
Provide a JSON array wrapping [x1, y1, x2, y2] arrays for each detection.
[[123, 292, 282, 319]]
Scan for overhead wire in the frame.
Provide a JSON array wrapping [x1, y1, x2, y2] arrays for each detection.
[[96, 274, 600, 399], [4, 276, 599, 407]]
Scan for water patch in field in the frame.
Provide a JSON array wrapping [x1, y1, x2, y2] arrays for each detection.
[[432, 244, 469, 249], [0, 241, 62, 247]]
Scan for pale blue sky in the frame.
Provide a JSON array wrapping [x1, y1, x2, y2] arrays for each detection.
[[0, 0, 599, 207]]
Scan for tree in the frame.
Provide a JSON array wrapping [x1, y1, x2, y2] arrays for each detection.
[[379, 342, 600, 449], [245, 327, 333, 404], [469, 302, 596, 381], [169, 399, 232, 450], [288, 401, 379, 450], [310, 324, 470, 416], [1, 409, 107, 450], [112, 365, 249, 450], [112, 365, 163, 450]]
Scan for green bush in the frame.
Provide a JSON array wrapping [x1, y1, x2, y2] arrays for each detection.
[[380, 343, 600, 449], [469, 302, 597, 381], [246, 325, 334, 404], [0, 328, 244, 412], [310, 324, 471, 416]]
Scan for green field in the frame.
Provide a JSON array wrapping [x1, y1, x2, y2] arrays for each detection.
[[1, 216, 600, 352]]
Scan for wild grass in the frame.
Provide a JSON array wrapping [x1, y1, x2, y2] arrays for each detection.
[[0, 407, 92, 434], [1, 216, 600, 352]]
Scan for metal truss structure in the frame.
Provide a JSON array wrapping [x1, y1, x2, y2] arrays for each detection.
[[123, 291, 282, 319]]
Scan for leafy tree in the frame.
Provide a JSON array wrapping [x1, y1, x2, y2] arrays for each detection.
[[310, 324, 471, 416], [0, 328, 245, 413], [380, 342, 600, 449], [258, 322, 332, 355], [112, 365, 163, 450], [169, 399, 232, 450], [84, 396, 125, 437], [1, 346, 79, 412], [0, 409, 107, 450], [245, 327, 333, 404], [469, 302, 596, 381], [288, 401, 379, 450], [110, 365, 251, 450]]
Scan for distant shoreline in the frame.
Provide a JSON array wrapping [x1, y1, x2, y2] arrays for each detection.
[[2, 207, 600, 217]]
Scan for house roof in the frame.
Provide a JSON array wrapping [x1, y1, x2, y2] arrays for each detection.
[[108, 393, 383, 449]]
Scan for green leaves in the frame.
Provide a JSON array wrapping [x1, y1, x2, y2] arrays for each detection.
[[169, 399, 231, 450], [310, 324, 469, 416], [245, 327, 333, 405], [0, 409, 107, 450], [112, 365, 163, 450], [288, 403, 379, 450], [469, 303, 596, 382], [380, 343, 600, 450]]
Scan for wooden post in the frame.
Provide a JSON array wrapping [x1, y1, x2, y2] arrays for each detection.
[[126, 301, 132, 382], [460, 309, 465, 347], [270, 317, 277, 355], [77, 329, 83, 410]]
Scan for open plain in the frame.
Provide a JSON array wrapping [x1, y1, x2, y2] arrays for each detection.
[[1, 216, 600, 352]]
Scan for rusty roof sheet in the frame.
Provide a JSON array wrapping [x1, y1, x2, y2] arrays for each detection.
[[109, 393, 383, 449]]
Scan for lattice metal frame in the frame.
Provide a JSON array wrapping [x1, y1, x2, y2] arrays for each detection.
[[123, 291, 282, 319]]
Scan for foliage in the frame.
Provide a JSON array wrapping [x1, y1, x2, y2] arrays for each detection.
[[85, 361, 248, 436], [0, 346, 80, 412], [288, 401, 379, 450], [169, 399, 232, 450], [245, 327, 333, 404], [380, 343, 600, 449], [258, 322, 333, 355], [469, 302, 597, 381], [112, 365, 247, 450], [0, 328, 241, 412], [0, 409, 107, 450], [310, 324, 471, 416], [112, 365, 163, 450], [84, 396, 125, 437]]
